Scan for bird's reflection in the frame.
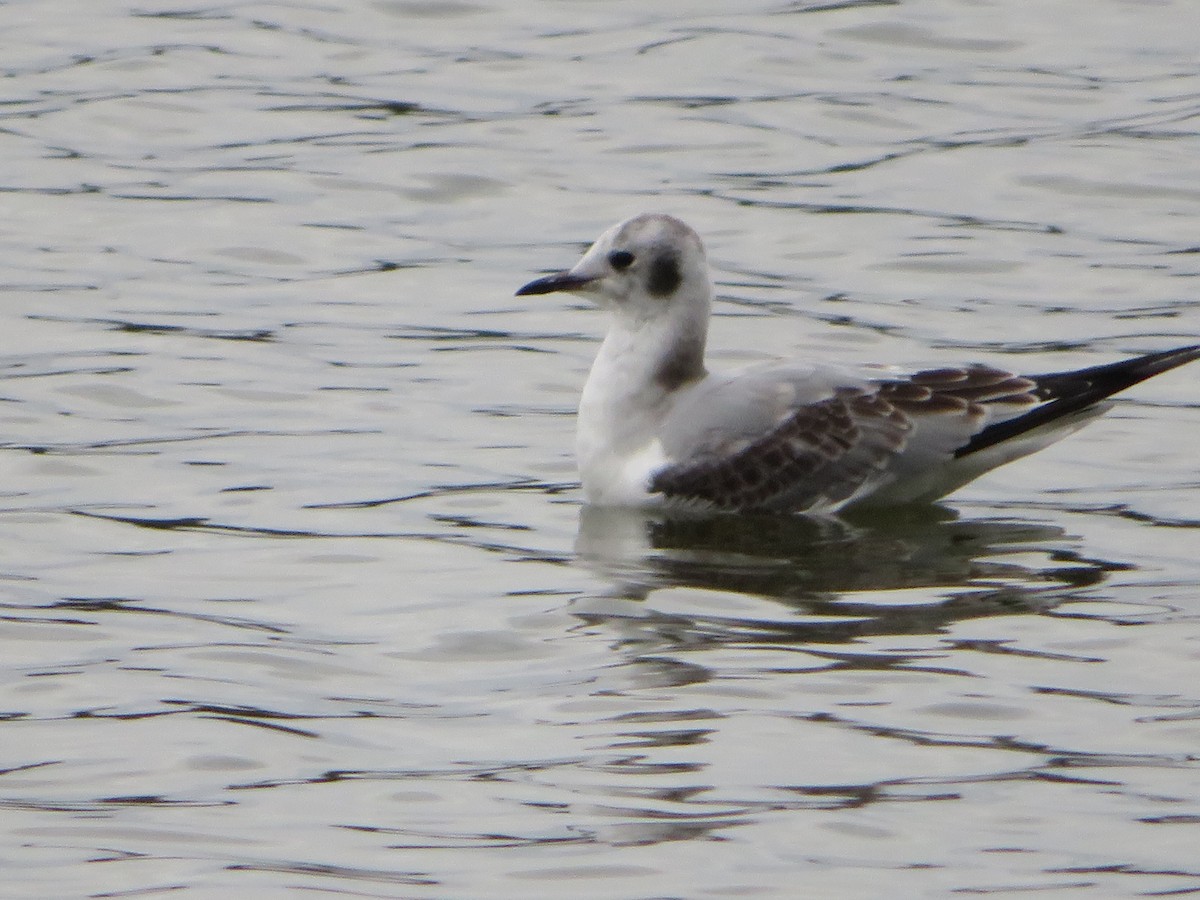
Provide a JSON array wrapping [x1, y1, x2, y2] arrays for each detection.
[[574, 504, 1123, 646], [562, 507, 1133, 842]]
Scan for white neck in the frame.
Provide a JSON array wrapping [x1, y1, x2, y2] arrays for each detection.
[[576, 302, 709, 499]]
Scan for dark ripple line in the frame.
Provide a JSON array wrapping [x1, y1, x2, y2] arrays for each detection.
[[386, 323, 587, 344], [0, 183, 103, 196], [930, 328, 1200, 352], [109, 192, 272, 203], [0, 795, 230, 813], [10, 427, 376, 456], [708, 190, 1063, 235], [59, 698, 430, 727], [262, 99, 433, 117], [0, 282, 99, 292], [230, 757, 582, 792], [388, 835, 589, 850], [304, 477, 572, 510], [578, 582, 1084, 655], [1047, 862, 1200, 882], [802, 709, 1199, 771], [211, 129, 408, 151], [132, 8, 231, 19], [70, 509, 393, 539], [1, 595, 289, 636], [67, 510, 576, 564], [27, 313, 274, 342], [0, 760, 60, 777], [1, 364, 134, 380], [783, 0, 901, 12], [714, 100, 1200, 182], [976, 499, 1200, 530], [226, 860, 436, 886], [1034, 684, 1200, 711]]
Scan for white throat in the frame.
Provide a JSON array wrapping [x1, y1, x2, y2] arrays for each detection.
[[576, 304, 708, 505]]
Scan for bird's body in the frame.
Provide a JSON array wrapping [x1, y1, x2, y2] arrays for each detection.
[[516, 213, 1198, 514]]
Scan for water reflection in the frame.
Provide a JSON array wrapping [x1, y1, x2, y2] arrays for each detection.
[[557, 503, 1183, 855], [574, 504, 1121, 648]]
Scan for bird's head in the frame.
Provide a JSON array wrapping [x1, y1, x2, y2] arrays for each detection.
[[516, 213, 710, 320]]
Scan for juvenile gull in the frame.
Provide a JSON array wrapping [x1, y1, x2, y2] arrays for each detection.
[[516, 213, 1199, 513]]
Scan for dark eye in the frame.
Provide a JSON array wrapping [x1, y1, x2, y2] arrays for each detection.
[[608, 250, 635, 271]]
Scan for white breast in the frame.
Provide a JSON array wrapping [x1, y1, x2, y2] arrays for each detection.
[[577, 433, 668, 507]]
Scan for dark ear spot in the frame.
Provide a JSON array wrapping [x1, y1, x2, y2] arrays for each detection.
[[647, 252, 682, 297]]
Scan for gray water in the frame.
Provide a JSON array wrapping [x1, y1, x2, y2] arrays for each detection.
[[3, 1, 1200, 898]]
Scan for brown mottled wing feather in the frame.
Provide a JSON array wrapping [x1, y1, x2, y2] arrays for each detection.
[[875, 366, 1041, 465], [651, 348, 1200, 512], [649, 388, 912, 512], [649, 365, 1044, 513], [883, 365, 1039, 410]]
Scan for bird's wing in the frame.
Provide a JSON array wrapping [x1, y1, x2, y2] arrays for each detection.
[[650, 363, 1041, 512]]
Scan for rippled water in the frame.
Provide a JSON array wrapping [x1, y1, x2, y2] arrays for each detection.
[[3, 1, 1200, 897]]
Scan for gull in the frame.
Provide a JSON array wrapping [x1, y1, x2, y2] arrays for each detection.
[[516, 213, 1199, 514]]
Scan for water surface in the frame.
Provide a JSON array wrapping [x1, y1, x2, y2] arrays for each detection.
[[2, 1, 1200, 897]]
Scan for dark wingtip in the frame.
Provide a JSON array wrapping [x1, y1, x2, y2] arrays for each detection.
[[1031, 344, 1200, 402], [955, 344, 1200, 459], [515, 271, 595, 296]]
